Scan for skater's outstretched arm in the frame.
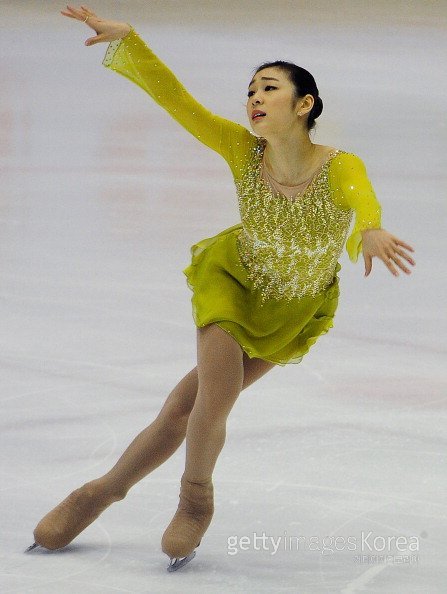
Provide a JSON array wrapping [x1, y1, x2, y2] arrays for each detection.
[[329, 152, 415, 277], [61, 5, 254, 178]]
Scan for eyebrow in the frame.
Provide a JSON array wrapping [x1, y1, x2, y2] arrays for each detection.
[[248, 76, 280, 87]]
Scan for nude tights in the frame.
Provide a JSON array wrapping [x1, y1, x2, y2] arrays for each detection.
[[33, 325, 273, 553]]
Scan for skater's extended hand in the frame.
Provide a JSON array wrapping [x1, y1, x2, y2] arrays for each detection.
[[61, 4, 131, 45], [361, 229, 415, 277]]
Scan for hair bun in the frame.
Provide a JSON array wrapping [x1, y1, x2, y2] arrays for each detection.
[[313, 96, 323, 119]]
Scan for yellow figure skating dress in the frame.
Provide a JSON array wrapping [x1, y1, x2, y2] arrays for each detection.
[[103, 28, 382, 366]]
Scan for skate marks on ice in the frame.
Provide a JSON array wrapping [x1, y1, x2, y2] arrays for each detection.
[[2, 524, 114, 593], [341, 564, 389, 594]]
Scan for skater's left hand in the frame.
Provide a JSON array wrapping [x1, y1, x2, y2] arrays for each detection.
[[361, 229, 415, 277]]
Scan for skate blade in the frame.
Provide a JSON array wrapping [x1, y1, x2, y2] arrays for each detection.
[[167, 550, 196, 572], [25, 542, 41, 553]]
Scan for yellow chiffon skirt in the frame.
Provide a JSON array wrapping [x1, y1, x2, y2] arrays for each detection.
[[182, 223, 341, 366]]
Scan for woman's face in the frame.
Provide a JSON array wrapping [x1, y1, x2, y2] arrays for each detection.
[[246, 67, 300, 135]]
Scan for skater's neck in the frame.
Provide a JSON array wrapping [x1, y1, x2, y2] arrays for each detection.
[[263, 135, 319, 186]]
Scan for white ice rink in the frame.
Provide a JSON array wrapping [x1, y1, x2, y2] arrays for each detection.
[[1, 1, 446, 592]]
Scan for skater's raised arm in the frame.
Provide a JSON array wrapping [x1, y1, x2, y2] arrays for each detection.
[[61, 5, 254, 178]]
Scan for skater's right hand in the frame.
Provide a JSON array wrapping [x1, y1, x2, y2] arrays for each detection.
[[61, 5, 131, 46]]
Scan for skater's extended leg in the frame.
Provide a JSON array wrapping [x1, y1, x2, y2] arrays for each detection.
[[98, 367, 199, 499], [32, 367, 199, 550], [99, 353, 274, 498], [162, 323, 247, 559], [80, 351, 274, 499], [32, 349, 274, 550]]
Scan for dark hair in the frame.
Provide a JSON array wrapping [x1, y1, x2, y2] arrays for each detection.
[[254, 60, 323, 131]]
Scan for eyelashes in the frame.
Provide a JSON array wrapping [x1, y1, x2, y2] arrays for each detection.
[[247, 85, 278, 97]]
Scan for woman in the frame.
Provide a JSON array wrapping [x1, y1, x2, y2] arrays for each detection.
[[28, 5, 415, 571]]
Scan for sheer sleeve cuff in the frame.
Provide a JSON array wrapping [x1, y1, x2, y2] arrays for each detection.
[[346, 224, 382, 263], [346, 230, 362, 263], [102, 25, 135, 68]]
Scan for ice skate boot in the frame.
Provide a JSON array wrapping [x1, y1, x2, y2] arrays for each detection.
[[28, 479, 123, 551], [162, 474, 214, 570]]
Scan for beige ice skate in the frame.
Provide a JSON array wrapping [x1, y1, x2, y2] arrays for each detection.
[[27, 480, 123, 551], [162, 474, 214, 571]]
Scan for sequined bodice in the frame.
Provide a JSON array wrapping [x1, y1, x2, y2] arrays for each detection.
[[103, 28, 382, 301], [235, 139, 353, 303]]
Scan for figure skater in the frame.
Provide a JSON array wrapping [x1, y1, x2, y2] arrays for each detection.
[[27, 4, 415, 571]]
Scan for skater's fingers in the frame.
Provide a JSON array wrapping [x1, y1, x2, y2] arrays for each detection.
[[362, 251, 372, 277], [64, 4, 93, 22], [392, 236, 415, 253], [64, 5, 82, 17], [80, 4, 97, 17], [61, 6, 81, 19], [60, 10, 77, 19], [382, 254, 400, 277], [391, 254, 412, 275], [61, 7, 131, 45], [85, 33, 107, 45], [62, 6, 87, 22], [394, 247, 416, 268]]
